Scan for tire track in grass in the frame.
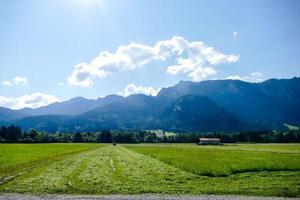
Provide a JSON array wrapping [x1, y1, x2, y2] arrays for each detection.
[[110, 159, 116, 172], [66, 151, 99, 192], [78, 146, 122, 193]]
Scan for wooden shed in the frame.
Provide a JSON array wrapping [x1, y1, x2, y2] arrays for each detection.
[[199, 138, 221, 145]]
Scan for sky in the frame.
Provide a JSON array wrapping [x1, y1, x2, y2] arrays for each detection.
[[0, 0, 300, 109]]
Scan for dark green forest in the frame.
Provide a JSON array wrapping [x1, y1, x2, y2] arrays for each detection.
[[1, 125, 300, 144]]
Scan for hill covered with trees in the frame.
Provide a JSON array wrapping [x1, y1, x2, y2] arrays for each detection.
[[1, 125, 300, 144]]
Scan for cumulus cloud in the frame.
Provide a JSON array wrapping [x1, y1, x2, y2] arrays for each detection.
[[233, 31, 238, 37], [0, 93, 59, 109], [13, 77, 28, 85], [68, 36, 239, 86], [1, 81, 12, 86], [188, 67, 217, 81], [119, 84, 160, 97], [1, 76, 28, 86], [226, 72, 264, 82]]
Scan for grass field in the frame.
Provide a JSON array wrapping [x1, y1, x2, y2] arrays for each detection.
[[0, 143, 299, 197], [0, 143, 102, 182], [126, 143, 300, 176]]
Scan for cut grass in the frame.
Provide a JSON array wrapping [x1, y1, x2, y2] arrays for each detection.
[[0, 143, 103, 182], [130, 143, 300, 153], [125, 144, 300, 176], [222, 143, 300, 153], [0, 144, 299, 197]]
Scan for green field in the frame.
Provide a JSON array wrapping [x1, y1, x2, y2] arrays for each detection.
[[0, 143, 299, 197], [126, 143, 300, 176], [0, 143, 102, 182]]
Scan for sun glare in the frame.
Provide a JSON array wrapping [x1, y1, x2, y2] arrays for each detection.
[[65, 0, 105, 11]]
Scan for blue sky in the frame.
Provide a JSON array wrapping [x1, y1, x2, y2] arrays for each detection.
[[0, 0, 300, 109]]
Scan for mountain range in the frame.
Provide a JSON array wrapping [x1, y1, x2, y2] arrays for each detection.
[[1, 77, 299, 133]]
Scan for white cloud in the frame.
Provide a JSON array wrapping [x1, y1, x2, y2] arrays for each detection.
[[226, 75, 241, 80], [68, 36, 239, 86], [119, 84, 160, 97], [1, 76, 28, 86], [188, 67, 217, 81], [1, 81, 12, 86], [13, 76, 28, 85], [58, 82, 64, 86], [0, 93, 59, 109], [233, 31, 238, 37], [226, 72, 264, 82]]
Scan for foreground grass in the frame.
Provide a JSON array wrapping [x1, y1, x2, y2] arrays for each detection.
[[126, 144, 300, 176], [0, 143, 102, 182], [0, 145, 299, 197]]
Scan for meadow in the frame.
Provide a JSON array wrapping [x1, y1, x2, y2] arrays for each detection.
[[0, 143, 299, 197], [0, 143, 102, 182], [126, 143, 300, 176]]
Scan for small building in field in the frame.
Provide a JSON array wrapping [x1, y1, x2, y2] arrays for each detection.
[[199, 138, 221, 145]]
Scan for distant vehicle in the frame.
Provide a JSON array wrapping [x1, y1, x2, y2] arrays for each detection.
[[199, 138, 221, 145]]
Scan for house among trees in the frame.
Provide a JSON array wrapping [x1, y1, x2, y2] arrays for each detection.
[[199, 138, 221, 145]]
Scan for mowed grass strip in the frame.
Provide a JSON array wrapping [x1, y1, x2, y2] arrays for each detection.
[[0, 143, 103, 181], [125, 144, 300, 176], [0, 146, 196, 194], [131, 143, 300, 154], [1, 145, 299, 197], [217, 143, 300, 154]]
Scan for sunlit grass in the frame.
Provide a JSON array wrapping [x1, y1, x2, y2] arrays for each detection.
[[0, 143, 102, 181], [126, 143, 300, 176], [0, 144, 299, 197]]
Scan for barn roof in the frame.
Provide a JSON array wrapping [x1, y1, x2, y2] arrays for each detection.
[[199, 138, 221, 141]]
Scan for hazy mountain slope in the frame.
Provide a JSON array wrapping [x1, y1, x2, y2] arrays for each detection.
[[0, 107, 28, 121], [157, 95, 243, 132], [258, 78, 300, 125], [67, 94, 164, 132], [19, 95, 124, 116], [5, 94, 168, 132], [14, 94, 243, 132], [2, 77, 300, 132], [14, 115, 69, 133], [158, 77, 300, 128]]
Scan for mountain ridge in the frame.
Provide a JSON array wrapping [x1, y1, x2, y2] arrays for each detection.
[[1, 77, 299, 132]]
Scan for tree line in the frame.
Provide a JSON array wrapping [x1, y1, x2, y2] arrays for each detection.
[[0, 125, 300, 143]]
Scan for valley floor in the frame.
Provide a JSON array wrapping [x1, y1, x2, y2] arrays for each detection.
[[0, 144, 299, 197]]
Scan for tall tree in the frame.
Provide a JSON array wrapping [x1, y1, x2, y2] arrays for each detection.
[[99, 130, 112, 143], [73, 132, 83, 143]]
